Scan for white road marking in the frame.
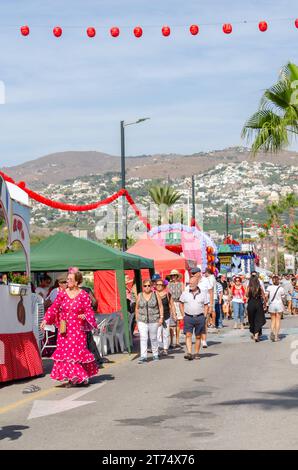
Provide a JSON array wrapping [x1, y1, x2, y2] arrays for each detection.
[[28, 381, 106, 420]]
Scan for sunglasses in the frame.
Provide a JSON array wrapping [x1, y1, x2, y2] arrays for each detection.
[[143, 284, 151, 288], [156, 283, 164, 287]]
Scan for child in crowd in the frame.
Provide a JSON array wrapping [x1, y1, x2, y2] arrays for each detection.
[[222, 289, 231, 319]]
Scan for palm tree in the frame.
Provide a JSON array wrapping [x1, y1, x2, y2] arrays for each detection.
[[242, 62, 298, 154], [267, 203, 283, 274], [149, 185, 182, 225], [284, 224, 298, 254], [279, 192, 298, 227], [257, 231, 267, 268]]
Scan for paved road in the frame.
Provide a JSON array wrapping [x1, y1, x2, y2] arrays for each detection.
[[1, 315, 298, 450]]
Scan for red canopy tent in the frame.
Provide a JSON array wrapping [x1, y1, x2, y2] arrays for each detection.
[[127, 238, 186, 278], [94, 238, 186, 313]]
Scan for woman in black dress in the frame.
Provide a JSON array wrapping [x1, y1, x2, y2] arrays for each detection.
[[246, 276, 266, 342]]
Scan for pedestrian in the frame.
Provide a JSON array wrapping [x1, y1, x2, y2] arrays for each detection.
[[190, 267, 212, 348], [231, 276, 246, 329], [179, 276, 209, 360], [222, 288, 231, 319], [215, 277, 224, 329], [40, 270, 99, 386], [266, 275, 286, 342], [155, 279, 176, 356], [168, 269, 184, 348], [135, 279, 164, 363], [36, 274, 52, 299], [291, 282, 298, 315], [45, 274, 68, 309], [205, 268, 217, 328], [246, 275, 266, 342]]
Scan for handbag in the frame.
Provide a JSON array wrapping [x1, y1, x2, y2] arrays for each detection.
[[59, 319, 67, 335], [59, 298, 75, 334]]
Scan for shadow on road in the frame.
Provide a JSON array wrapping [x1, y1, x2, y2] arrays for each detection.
[[200, 353, 219, 359], [91, 374, 115, 384], [216, 386, 298, 410], [0, 425, 29, 441]]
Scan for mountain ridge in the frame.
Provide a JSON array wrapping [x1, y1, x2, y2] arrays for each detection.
[[1, 147, 297, 189]]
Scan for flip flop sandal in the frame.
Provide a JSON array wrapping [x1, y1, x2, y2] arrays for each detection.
[[22, 384, 41, 394]]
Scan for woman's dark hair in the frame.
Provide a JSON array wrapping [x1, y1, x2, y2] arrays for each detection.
[[248, 275, 261, 299]]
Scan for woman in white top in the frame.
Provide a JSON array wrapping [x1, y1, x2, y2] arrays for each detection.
[[266, 275, 286, 342]]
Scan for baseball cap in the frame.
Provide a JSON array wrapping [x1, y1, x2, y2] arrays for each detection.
[[151, 273, 161, 281]]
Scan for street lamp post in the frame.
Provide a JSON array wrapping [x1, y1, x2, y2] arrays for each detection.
[[120, 118, 150, 251]]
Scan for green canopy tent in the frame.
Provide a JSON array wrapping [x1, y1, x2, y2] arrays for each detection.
[[0, 232, 154, 352]]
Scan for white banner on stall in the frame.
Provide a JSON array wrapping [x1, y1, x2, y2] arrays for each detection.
[[284, 253, 295, 271]]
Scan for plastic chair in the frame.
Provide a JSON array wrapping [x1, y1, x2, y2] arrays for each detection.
[[41, 324, 56, 355], [105, 315, 119, 354], [115, 315, 125, 353], [93, 319, 107, 357], [31, 293, 45, 351], [129, 312, 135, 347]]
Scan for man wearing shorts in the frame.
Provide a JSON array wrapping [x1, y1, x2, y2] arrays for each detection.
[[179, 276, 209, 361]]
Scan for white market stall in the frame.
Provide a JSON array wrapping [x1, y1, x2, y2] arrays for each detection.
[[0, 176, 43, 382]]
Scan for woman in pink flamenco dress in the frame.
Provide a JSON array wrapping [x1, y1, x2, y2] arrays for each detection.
[[40, 270, 98, 386]]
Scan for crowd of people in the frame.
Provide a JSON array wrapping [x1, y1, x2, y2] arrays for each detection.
[[36, 266, 298, 386], [133, 269, 298, 362]]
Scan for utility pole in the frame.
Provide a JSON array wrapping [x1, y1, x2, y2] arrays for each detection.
[[226, 204, 229, 237], [120, 120, 126, 251], [120, 118, 150, 251], [191, 175, 195, 223]]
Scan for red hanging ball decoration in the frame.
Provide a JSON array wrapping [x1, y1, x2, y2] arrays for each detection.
[[134, 26, 143, 38], [87, 27, 96, 38], [53, 26, 62, 37], [295, 19, 298, 28], [110, 27, 120, 37], [162, 25, 171, 37], [20, 25, 30, 36], [190, 24, 199, 35], [259, 21, 268, 32], [223, 23, 232, 34]]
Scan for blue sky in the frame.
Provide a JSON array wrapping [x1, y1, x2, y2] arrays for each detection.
[[0, 0, 298, 166]]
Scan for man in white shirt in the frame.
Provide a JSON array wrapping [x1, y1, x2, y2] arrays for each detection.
[[35, 274, 52, 299], [190, 268, 212, 348], [179, 277, 209, 360]]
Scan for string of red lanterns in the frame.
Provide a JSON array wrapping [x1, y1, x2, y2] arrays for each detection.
[[18, 18, 298, 37]]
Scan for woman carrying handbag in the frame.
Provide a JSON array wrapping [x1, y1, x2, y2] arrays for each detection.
[[40, 270, 99, 387], [266, 275, 286, 342], [246, 276, 267, 342]]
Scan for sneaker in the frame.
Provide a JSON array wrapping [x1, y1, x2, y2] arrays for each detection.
[[184, 353, 193, 361], [138, 357, 147, 364], [161, 350, 168, 356], [153, 355, 160, 361], [202, 340, 208, 348]]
